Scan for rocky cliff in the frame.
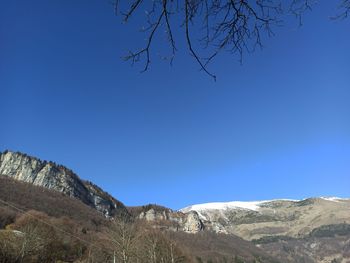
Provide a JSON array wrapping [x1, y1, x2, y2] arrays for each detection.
[[0, 150, 204, 233], [129, 204, 204, 233], [0, 150, 128, 217]]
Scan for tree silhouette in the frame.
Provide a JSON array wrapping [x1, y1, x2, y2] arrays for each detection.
[[115, 0, 349, 80]]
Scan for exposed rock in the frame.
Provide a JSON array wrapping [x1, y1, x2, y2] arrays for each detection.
[[138, 208, 170, 221], [182, 211, 204, 233], [0, 150, 128, 218], [131, 204, 204, 233]]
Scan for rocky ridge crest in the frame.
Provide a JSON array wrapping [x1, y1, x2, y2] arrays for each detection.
[[0, 150, 128, 217]]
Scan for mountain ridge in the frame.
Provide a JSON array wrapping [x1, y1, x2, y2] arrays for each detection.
[[0, 150, 206, 233], [0, 150, 128, 218], [179, 197, 350, 240], [1, 149, 350, 262], [180, 197, 349, 213]]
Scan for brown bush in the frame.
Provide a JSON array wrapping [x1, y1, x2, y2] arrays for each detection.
[[0, 206, 16, 229]]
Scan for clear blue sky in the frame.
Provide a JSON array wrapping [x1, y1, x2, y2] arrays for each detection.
[[1, 1, 349, 209]]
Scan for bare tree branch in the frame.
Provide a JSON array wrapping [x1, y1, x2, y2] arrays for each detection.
[[123, 6, 165, 72], [289, 0, 316, 26], [333, 0, 350, 19], [163, 0, 177, 65], [123, 0, 143, 22], [115, 1, 348, 80], [185, 0, 217, 80]]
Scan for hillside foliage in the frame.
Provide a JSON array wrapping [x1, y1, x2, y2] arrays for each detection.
[[0, 176, 279, 263]]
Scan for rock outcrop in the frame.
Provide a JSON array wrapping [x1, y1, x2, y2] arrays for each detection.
[[0, 150, 128, 217], [182, 211, 204, 233], [131, 204, 204, 233]]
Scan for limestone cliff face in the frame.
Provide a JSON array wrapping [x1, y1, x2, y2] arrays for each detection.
[[0, 150, 128, 217], [136, 206, 204, 233], [182, 211, 204, 233]]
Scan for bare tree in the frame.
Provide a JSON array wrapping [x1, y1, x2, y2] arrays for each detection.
[[138, 227, 187, 263], [115, 0, 349, 80], [6, 210, 57, 262], [107, 218, 139, 263], [0, 229, 20, 263]]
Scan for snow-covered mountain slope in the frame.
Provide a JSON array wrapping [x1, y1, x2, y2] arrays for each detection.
[[179, 198, 350, 240], [180, 199, 299, 213], [320, 196, 350, 202]]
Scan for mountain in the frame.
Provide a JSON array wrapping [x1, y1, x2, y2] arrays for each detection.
[[0, 152, 281, 263], [1, 149, 349, 262], [180, 199, 350, 262], [0, 150, 128, 218], [128, 199, 350, 262], [180, 198, 350, 240]]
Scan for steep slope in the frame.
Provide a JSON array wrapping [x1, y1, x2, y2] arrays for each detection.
[[0, 176, 107, 229], [0, 150, 128, 217]]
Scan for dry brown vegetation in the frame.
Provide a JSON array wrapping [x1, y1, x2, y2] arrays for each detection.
[[170, 231, 280, 263], [0, 176, 282, 262], [0, 175, 107, 230], [0, 177, 191, 262], [0, 210, 192, 263]]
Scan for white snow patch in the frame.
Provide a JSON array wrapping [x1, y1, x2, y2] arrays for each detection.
[[180, 197, 350, 214], [320, 197, 349, 202], [196, 211, 208, 221], [180, 199, 299, 213]]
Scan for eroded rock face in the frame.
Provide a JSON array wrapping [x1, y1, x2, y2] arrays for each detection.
[[0, 150, 128, 217], [139, 208, 170, 221], [182, 211, 204, 233], [136, 206, 204, 233]]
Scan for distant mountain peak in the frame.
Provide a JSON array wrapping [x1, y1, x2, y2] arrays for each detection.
[[320, 196, 350, 202], [180, 197, 350, 213], [179, 197, 350, 239]]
